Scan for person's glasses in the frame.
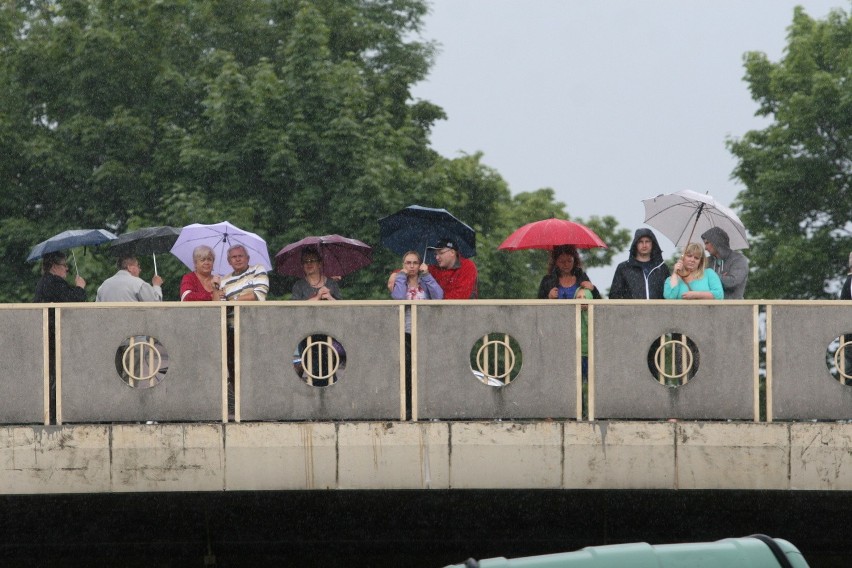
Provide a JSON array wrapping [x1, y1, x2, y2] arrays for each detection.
[[56, 263, 68, 268], [433, 249, 450, 256], [302, 259, 319, 265]]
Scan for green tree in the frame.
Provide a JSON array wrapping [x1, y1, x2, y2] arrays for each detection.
[[728, 5, 851, 299], [0, 0, 628, 302]]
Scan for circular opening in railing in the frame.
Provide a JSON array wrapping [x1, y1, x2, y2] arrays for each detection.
[[469, 333, 522, 387], [825, 334, 852, 385], [293, 334, 347, 387], [647, 333, 699, 387], [114, 335, 169, 389]]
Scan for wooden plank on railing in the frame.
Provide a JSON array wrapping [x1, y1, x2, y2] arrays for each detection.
[[56, 308, 62, 425], [42, 307, 49, 426], [765, 305, 773, 423]]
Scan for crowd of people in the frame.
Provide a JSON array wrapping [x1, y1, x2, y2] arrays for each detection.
[[32, 228, 762, 305]]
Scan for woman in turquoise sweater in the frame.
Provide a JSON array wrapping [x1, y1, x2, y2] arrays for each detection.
[[663, 242, 724, 300]]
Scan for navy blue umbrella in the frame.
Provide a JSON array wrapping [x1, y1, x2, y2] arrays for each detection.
[[378, 205, 476, 258], [27, 228, 118, 275], [27, 229, 117, 262]]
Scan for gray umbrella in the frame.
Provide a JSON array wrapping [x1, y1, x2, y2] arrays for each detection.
[[111, 226, 182, 275]]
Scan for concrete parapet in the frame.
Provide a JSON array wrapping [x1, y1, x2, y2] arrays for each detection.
[[448, 421, 563, 489], [790, 422, 852, 490], [225, 422, 336, 490], [3, 421, 852, 494], [0, 425, 110, 494], [337, 422, 450, 489], [564, 421, 676, 489], [676, 422, 789, 490], [111, 423, 224, 492]]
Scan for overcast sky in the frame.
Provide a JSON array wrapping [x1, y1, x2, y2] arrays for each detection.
[[411, 0, 845, 290]]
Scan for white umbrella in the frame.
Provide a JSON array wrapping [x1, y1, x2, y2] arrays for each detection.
[[642, 190, 749, 250]]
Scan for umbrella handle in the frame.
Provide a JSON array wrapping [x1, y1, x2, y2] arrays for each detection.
[[676, 253, 690, 278], [71, 249, 79, 276], [683, 203, 704, 247], [153, 253, 158, 276]]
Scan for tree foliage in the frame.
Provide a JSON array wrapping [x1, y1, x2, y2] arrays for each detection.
[[728, 5, 851, 299], [0, 0, 628, 302]]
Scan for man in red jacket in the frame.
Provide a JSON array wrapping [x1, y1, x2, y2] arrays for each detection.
[[428, 238, 478, 299]]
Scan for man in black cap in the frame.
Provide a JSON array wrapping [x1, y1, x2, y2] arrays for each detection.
[[427, 238, 478, 299]]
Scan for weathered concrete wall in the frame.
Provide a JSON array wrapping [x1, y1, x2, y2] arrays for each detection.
[[1, 421, 851, 494], [417, 304, 578, 419], [239, 304, 401, 420], [594, 304, 755, 420], [771, 305, 852, 420], [59, 306, 223, 422], [0, 308, 45, 424]]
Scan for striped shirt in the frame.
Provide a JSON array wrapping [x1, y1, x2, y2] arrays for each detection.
[[221, 265, 269, 301]]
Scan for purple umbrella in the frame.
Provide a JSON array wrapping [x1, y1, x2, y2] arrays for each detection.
[[275, 235, 372, 278], [170, 221, 272, 276]]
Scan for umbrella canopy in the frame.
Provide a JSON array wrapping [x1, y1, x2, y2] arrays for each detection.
[[110, 226, 181, 257], [642, 190, 749, 250], [275, 235, 372, 278], [169, 221, 272, 276], [378, 205, 476, 258], [498, 218, 608, 251], [26, 229, 118, 262]]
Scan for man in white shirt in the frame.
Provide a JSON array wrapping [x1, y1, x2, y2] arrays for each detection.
[[96, 256, 163, 302]]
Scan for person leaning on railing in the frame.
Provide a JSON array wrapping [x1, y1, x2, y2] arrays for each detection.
[[34, 251, 87, 302], [701, 227, 749, 300], [537, 245, 601, 300], [179, 245, 224, 301], [537, 245, 599, 382], [389, 250, 443, 420], [221, 244, 269, 302], [663, 242, 723, 300], [426, 238, 478, 299], [291, 247, 340, 301], [609, 228, 670, 299], [96, 255, 163, 302]]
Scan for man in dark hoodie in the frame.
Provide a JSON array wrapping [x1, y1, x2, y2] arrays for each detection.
[[701, 227, 749, 299], [609, 228, 670, 299]]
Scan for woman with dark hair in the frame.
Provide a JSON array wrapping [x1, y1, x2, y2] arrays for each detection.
[[291, 247, 341, 301], [34, 252, 87, 302], [536, 245, 601, 300]]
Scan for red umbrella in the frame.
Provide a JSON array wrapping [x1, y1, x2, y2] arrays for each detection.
[[275, 235, 372, 278], [498, 218, 608, 251]]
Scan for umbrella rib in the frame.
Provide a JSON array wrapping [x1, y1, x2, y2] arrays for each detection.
[[643, 201, 704, 222]]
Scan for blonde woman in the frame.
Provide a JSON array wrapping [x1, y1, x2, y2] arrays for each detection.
[[179, 245, 224, 301], [663, 242, 723, 300]]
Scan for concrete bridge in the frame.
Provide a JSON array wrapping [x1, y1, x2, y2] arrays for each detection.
[[1, 300, 851, 565]]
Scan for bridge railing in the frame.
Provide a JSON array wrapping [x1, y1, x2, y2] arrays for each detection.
[[2, 300, 850, 425]]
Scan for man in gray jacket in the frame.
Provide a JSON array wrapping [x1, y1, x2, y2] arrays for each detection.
[[97, 256, 163, 302], [701, 227, 749, 299]]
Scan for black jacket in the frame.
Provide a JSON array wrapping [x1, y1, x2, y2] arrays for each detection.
[[609, 228, 670, 299], [34, 273, 86, 303]]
